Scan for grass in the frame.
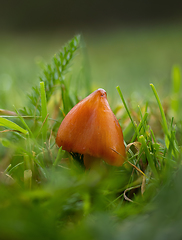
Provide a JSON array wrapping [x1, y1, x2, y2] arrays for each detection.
[[0, 30, 182, 239]]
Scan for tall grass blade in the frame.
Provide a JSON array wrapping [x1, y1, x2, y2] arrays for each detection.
[[24, 169, 32, 189], [14, 107, 33, 137], [116, 86, 137, 132], [139, 135, 158, 179], [131, 112, 148, 142], [171, 65, 181, 117], [150, 84, 169, 137], [0, 117, 28, 135], [40, 81, 48, 143], [53, 146, 64, 167]]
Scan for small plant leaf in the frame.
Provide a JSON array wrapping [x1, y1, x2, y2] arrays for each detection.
[[0, 117, 28, 135]]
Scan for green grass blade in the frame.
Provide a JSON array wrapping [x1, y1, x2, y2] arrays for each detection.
[[150, 129, 157, 144], [138, 105, 147, 136], [131, 112, 148, 142], [8, 162, 24, 174], [24, 169, 32, 189], [116, 86, 137, 132], [171, 65, 181, 116], [13, 107, 43, 151], [40, 81, 48, 143], [139, 135, 158, 179], [123, 121, 134, 142], [13, 107, 33, 136], [53, 146, 64, 167], [172, 65, 181, 95], [150, 84, 169, 136], [0, 117, 28, 135]]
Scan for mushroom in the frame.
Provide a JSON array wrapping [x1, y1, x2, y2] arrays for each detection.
[[56, 88, 126, 168]]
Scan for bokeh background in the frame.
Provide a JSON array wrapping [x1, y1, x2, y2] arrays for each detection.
[[0, 0, 182, 109]]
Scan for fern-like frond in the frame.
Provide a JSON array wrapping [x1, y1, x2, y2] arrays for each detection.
[[20, 35, 80, 116]]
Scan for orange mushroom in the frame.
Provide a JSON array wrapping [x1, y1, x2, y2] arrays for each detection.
[[56, 88, 126, 168]]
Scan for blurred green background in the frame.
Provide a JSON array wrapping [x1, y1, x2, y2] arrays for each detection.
[[0, 0, 182, 109]]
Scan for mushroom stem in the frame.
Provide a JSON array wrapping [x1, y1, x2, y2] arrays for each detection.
[[83, 154, 102, 170]]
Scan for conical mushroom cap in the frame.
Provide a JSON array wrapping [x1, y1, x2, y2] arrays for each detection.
[[56, 88, 126, 166]]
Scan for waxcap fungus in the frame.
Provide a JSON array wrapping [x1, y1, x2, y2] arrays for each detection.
[[56, 88, 126, 167]]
